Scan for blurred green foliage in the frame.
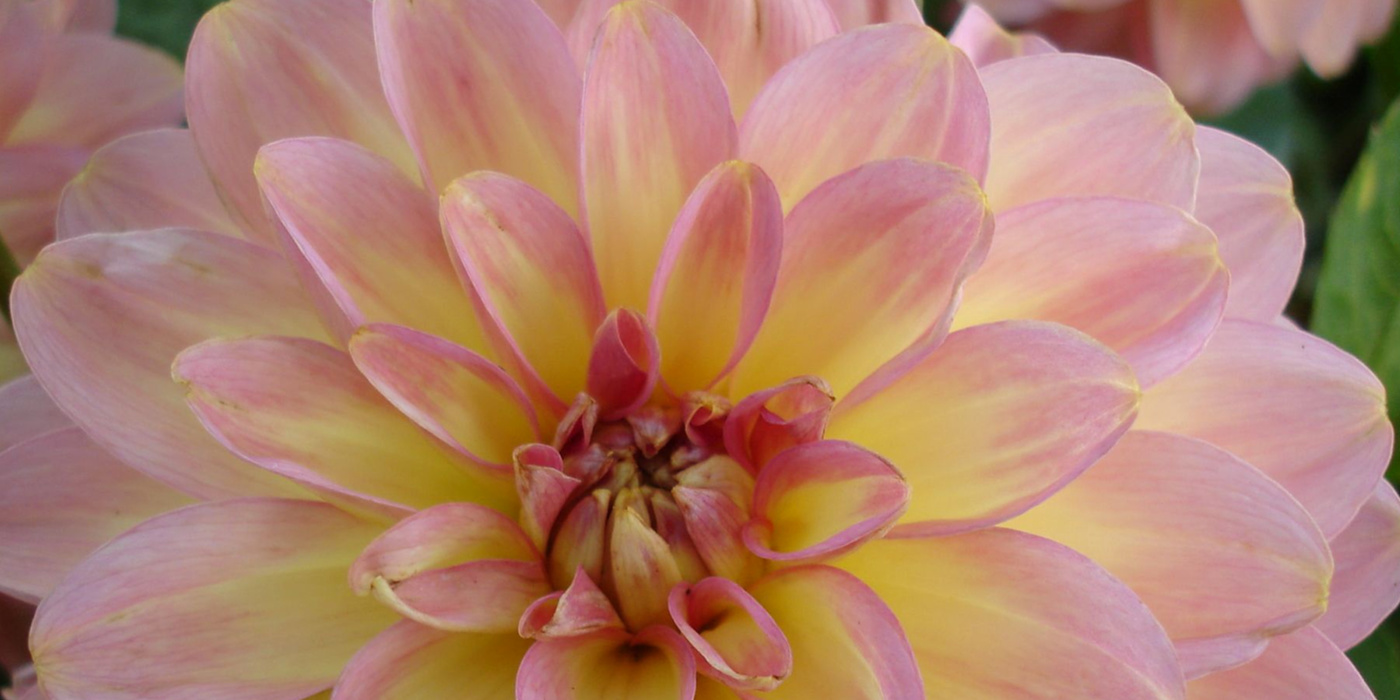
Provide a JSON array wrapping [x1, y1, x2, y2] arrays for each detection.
[[115, 0, 220, 60]]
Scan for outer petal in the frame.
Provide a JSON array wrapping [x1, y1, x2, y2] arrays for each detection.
[[1315, 480, 1400, 649], [668, 578, 791, 691], [1301, 0, 1397, 77], [333, 621, 529, 700], [581, 1, 737, 310], [1147, 0, 1290, 114], [1009, 431, 1332, 678], [37, 0, 118, 33], [12, 229, 326, 499], [0, 375, 70, 452], [186, 0, 414, 241], [840, 529, 1186, 700], [739, 24, 989, 209], [256, 137, 488, 349], [948, 4, 1057, 68], [0, 3, 43, 141], [0, 144, 88, 264], [980, 53, 1198, 211], [729, 159, 992, 399], [1138, 320, 1393, 537], [373, 0, 579, 206], [1238, 0, 1321, 57], [174, 336, 513, 518], [0, 427, 192, 602], [1193, 127, 1303, 321], [55, 129, 243, 241], [30, 499, 398, 700], [1185, 627, 1375, 700], [821, 0, 923, 28], [516, 627, 698, 700], [955, 197, 1228, 386]]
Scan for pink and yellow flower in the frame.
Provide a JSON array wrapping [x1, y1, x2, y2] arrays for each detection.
[[2, 1, 1397, 698]]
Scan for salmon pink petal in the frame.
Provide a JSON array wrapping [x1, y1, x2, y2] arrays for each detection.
[[673, 484, 761, 586], [980, 53, 1198, 211], [186, 0, 413, 242], [333, 621, 530, 699], [587, 309, 661, 421], [30, 499, 398, 700], [730, 159, 993, 399], [840, 529, 1186, 699], [669, 577, 792, 691], [0, 375, 70, 451], [441, 173, 606, 407], [822, 0, 923, 29], [830, 321, 1139, 535], [0, 427, 192, 602], [956, 197, 1228, 386], [373, 0, 579, 206], [649, 161, 782, 394], [740, 24, 989, 208], [723, 377, 833, 473], [1194, 126, 1304, 321], [1237, 0, 1319, 57], [949, 4, 1056, 67], [1302, 0, 1397, 77], [174, 335, 513, 519], [0, 144, 87, 264], [519, 568, 624, 639], [55, 128, 244, 241], [12, 228, 327, 499], [349, 502, 539, 595], [517, 627, 697, 700], [367, 559, 549, 633], [1186, 627, 1374, 700], [1138, 320, 1393, 537], [0, 4, 43, 141], [1009, 431, 1332, 679], [746, 565, 922, 699], [39, 0, 118, 32], [581, 1, 736, 310], [348, 324, 540, 467], [1146, 0, 1288, 114], [746, 440, 908, 562], [514, 445, 583, 552], [1315, 481, 1400, 649]]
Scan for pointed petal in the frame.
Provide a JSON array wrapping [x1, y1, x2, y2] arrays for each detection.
[[949, 4, 1057, 67], [830, 320, 1139, 534], [669, 577, 791, 691], [587, 309, 661, 421], [368, 559, 549, 633], [0, 427, 192, 602], [31, 499, 397, 699], [548, 489, 610, 590], [12, 229, 327, 499], [517, 627, 698, 700], [0, 375, 70, 452], [186, 0, 414, 241], [519, 568, 624, 640], [515, 445, 583, 552], [333, 621, 530, 700], [822, 0, 923, 28], [729, 159, 993, 399], [981, 53, 1198, 211], [609, 500, 683, 629], [0, 144, 88, 264], [55, 128, 243, 241], [1186, 627, 1374, 700], [1009, 431, 1332, 678], [723, 377, 833, 473], [649, 161, 782, 393], [1138, 320, 1393, 537], [581, 1, 736, 309], [674, 484, 762, 585], [740, 24, 989, 209], [955, 197, 1228, 386], [840, 529, 1186, 699], [1316, 481, 1400, 650]]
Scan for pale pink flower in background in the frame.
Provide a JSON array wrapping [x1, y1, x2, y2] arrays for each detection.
[[1, 1, 1397, 698], [970, 0, 1400, 113]]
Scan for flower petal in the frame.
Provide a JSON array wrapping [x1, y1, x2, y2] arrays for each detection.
[[333, 621, 530, 700], [821, 0, 923, 28], [368, 559, 549, 633], [0, 375, 71, 452], [609, 496, 684, 629], [55, 128, 244, 241], [30, 499, 397, 699], [1185, 626, 1374, 700], [729, 159, 992, 399], [587, 309, 661, 421], [840, 529, 1186, 699], [830, 320, 1139, 534], [12, 228, 326, 499], [519, 568, 624, 640], [1146, 0, 1289, 114], [1138, 320, 1393, 537], [0, 144, 88, 264], [515, 445, 583, 552], [980, 53, 1198, 211], [669, 577, 791, 691], [581, 1, 736, 310], [349, 502, 539, 594], [0, 4, 44, 141], [1315, 480, 1400, 650], [1301, 0, 1397, 77], [373, 0, 579, 205], [948, 4, 1057, 68], [955, 197, 1228, 386], [740, 24, 989, 209], [1009, 431, 1332, 678], [517, 627, 698, 700], [723, 377, 833, 473]]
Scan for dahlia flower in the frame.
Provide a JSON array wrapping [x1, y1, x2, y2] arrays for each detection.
[[3, 0, 1397, 698], [971, 0, 1400, 113]]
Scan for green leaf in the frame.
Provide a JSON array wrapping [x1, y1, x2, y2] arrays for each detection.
[[1348, 621, 1400, 699], [115, 0, 222, 60], [1313, 97, 1400, 482]]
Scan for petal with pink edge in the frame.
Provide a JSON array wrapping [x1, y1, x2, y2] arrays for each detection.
[[829, 321, 1139, 534], [1138, 320, 1393, 537], [587, 309, 661, 421], [669, 577, 792, 691], [0, 144, 88, 264], [581, 1, 736, 310], [350, 502, 539, 593], [740, 24, 989, 209], [517, 627, 698, 700], [1186, 626, 1374, 700], [948, 4, 1056, 68], [955, 196, 1228, 386], [980, 53, 1198, 211], [30, 499, 398, 700], [519, 568, 624, 639], [186, 0, 413, 241], [1008, 431, 1332, 679], [12, 228, 326, 499], [840, 529, 1186, 699], [1316, 481, 1400, 650], [174, 335, 513, 519], [0, 427, 191, 602], [333, 621, 530, 699], [56, 128, 243, 241], [730, 159, 992, 399], [0, 375, 70, 452]]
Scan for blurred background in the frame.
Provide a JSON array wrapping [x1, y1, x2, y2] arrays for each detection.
[[110, 0, 1400, 695]]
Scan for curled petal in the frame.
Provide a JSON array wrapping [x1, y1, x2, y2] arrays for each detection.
[[515, 444, 583, 552], [349, 502, 539, 595], [587, 309, 661, 421], [1316, 481, 1400, 650], [724, 377, 833, 473], [519, 568, 624, 640], [333, 621, 530, 700], [517, 627, 698, 700], [669, 577, 792, 691], [368, 559, 549, 634]]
